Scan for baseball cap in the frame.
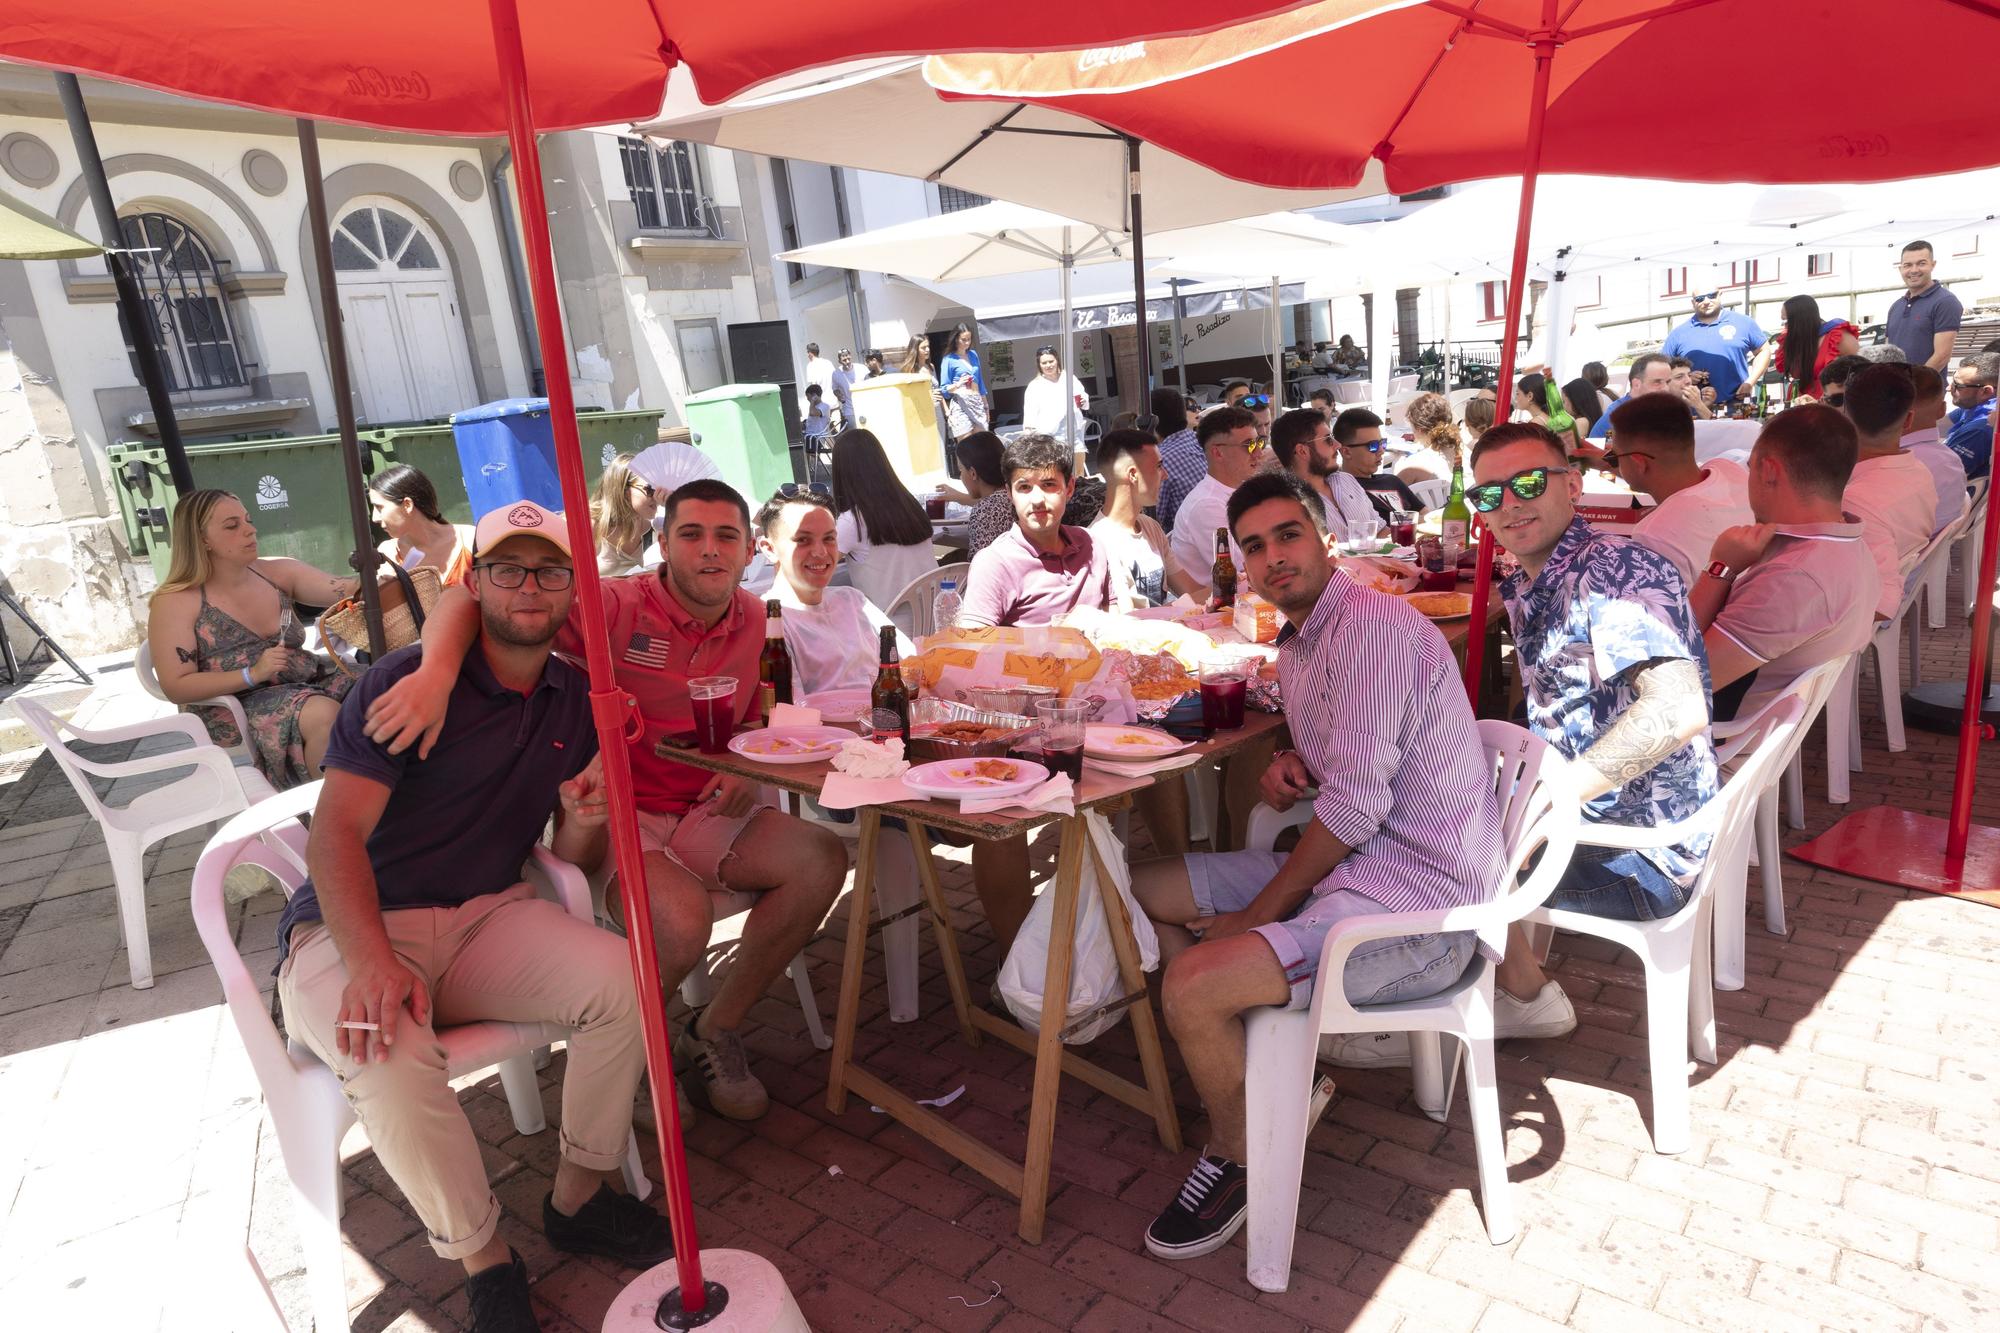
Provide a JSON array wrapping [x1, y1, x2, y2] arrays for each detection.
[[473, 500, 572, 559]]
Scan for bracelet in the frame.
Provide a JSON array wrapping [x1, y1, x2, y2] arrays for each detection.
[[241, 667, 255, 689]]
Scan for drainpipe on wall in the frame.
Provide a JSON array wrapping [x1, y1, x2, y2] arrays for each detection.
[[489, 148, 546, 396]]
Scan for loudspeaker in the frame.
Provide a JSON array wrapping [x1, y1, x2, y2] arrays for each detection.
[[728, 319, 794, 383]]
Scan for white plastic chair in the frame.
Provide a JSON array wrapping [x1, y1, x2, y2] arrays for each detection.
[[192, 783, 650, 1333], [886, 561, 971, 639], [1242, 721, 1581, 1289], [1956, 476, 1989, 619], [1409, 477, 1451, 511], [11, 696, 276, 989], [134, 639, 254, 766], [1905, 513, 1969, 685], [1707, 659, 1848, 990], [1841, 524, 1953, 766], [1927, 480, 1980, 629], [1526, 697, 1806, 1157]]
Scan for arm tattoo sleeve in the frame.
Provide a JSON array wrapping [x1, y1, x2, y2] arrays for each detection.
[[1578, 657, 1706, 798]]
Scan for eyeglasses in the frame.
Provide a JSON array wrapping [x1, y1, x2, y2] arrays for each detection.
[[628, 480, 657, 498], [778, 481, 831, 499], [1240, 394, 1271, 410], [1467, 466, 1568, 513], [1346, 438, 1385, 454], [1692, 291, 1719, 303], [1599, 449, 1653, 469], [475, 562, 575, 590], [1951, 380, 1987, 395]]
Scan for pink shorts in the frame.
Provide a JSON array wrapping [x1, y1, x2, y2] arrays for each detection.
[[635, 800, 769, 892]]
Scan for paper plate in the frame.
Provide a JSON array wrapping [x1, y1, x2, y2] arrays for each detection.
[[727, 726, 856, 764], [802, 688, 872, 724], [902, 756, 1048, 802], [1083, 724, 1191, 760], [1404, 590, 1473, 620]]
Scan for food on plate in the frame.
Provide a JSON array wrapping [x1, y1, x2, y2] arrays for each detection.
[[1110, 649, 1198, 701], [748, 733, 834, 755], [924, 721, 1011, 743], [1115, 732, 1167, 747], [947, 758, 1019, 784], [1405, 591, 1474, 618], [1334, 556, 1422, 595], [1062, 607, 1214, 668]]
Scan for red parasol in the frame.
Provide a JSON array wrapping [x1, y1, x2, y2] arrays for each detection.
[[929, 0, 2000, 896], [0, 1, 1328, 1319]]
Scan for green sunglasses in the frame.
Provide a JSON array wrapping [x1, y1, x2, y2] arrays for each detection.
[[1467, 465, 1568, 513]]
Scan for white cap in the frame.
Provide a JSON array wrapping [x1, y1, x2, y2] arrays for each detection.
[[473, 500, 572, 559]]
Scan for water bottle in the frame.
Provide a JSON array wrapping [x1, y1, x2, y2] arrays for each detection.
[[932, 579, 962, 633]]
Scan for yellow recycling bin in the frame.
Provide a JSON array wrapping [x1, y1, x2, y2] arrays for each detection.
[[849, 373, 948, 485]]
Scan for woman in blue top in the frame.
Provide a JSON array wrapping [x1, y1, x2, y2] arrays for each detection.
[[937, 322, 990, 446]]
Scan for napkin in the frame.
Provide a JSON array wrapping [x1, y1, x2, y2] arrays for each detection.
[[1085, 751, 1204, 779], [962, 772, 1075, 817], [818, 738, 912, 810], [818, 774, 913, 810], [768, 702, 822, 729]]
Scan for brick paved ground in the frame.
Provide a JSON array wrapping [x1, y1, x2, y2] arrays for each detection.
[[3, 576, 1999, 1331]]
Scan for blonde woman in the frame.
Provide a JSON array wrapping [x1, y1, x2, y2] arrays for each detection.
[[145, 489, 356, 787], [591, 453, 658, 576], [368, 464, 473, 584], [1395, 390, 1463, 486]]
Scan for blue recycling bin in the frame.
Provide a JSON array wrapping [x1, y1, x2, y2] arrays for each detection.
[[451, 397, 568, 517]]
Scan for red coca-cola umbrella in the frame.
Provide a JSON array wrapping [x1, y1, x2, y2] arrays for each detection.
[[0, 2, 1322, 1320], [928, 0, 2000, 896]]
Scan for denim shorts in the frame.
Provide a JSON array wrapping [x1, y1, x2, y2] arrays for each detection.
[[1547, 844, 1691, 921], [1186, 850, 1474, 1011]]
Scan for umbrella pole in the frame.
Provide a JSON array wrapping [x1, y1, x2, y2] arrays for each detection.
[[1125, 135, 1152, 396], [297, 119, 387, 657], [1462, 10, 1559, 704], [54, 74, 192, 493], [486, 0, 708, 1315], [1270, 276, 1282, 405], [1173, 281, 1188, 392], [1060, 227, 1076, 448], [1947, 480, 2000, 860]]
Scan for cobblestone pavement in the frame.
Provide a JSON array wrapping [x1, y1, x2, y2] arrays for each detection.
[[3, 588, 1998, 1332]]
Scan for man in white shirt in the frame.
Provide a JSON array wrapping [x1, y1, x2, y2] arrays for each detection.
[[1842, 364, 1942, 620], [1269, 407, 1378, 541], [801, 341, 835, 416], [753, 488, 911, 696], [1905, 364, 1966, 535], [828, 349, 859, 429], [1170, 406, 1268, 596], [1089, 428, 1199, 608], [1607, 392, 1753, 585]]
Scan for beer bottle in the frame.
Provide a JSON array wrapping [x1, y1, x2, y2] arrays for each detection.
[[1440, 463, 1471, 562], [1211, 528, 1238, 610], [759, 598, 792, 709], [870, 625, 910, 744]]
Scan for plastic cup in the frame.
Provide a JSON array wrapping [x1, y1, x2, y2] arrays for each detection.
[[1200, 659, 1248, 732], [1391, 509, 1419, 547], [1033, 698, 1090, 782], [688, 676, 738, 753]]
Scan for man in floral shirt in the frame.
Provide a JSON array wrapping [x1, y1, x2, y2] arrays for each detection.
[[1470, 421, 1719, 1037]]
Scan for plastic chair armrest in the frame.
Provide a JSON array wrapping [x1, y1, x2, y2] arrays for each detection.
[[67, 733, 240, 784], [528, 844, 594, 924], [1573, 808, 1717, 851], [63, 711, 215, 750]]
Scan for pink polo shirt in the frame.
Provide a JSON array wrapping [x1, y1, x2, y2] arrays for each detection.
[[958, 523, 1114, 628], [557, 573, 764, 815]]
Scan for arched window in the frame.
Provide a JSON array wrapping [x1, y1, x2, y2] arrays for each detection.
[[116, 212, 247, 391], [331, 204, 444, 275]]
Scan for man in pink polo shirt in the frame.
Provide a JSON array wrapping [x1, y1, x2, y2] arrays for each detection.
[[958, 432, 1115, 630], [363, 481, 846, 1124]]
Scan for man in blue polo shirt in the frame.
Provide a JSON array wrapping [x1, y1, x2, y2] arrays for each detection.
[[1947, 352, 1996, 480], [1586, 352, 1678, 442], [1661, 289, 1771, 404], [1885, 240, 1964, 371], [278, 501, 669, 1330]]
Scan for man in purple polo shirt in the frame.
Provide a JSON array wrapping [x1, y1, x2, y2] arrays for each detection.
[[958, 431, 1114, 629], [278, 502, 669, 1329], [1885, 240, 1963, 371], [1131, 470, 1504, 1263]]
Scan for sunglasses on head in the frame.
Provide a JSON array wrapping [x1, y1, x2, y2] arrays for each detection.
[[1240, 394, 1271, 409], [778, 482, 830, 499], [1467, 465, 1568, 512]]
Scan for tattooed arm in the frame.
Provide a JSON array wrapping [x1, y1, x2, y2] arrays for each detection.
[[1575, 657, 1709, 802]]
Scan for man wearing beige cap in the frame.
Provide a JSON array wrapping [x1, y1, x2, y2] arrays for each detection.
[[279, 501, 669, 1331]]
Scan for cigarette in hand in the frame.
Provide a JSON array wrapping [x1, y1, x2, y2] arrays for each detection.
[[335, 1020, 381, 1031]]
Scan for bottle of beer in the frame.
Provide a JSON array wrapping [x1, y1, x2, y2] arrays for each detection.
[[870, 624, 910, 744], [1440, 463, 1471, 562], [1211, 528, 1238, 610], [759, 598, 792, 710]]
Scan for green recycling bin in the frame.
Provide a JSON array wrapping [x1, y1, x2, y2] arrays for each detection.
[[370, 408, 665, 526], [681, 385, 791, 508], [576, 407, 667, 477], [106, 433, 391, 581]]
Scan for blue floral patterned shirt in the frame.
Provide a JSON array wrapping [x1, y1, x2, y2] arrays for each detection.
[[1499, 518, 1719, 883]]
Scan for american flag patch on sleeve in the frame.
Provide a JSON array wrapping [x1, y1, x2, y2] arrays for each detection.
[[624, 632, 670, 669]]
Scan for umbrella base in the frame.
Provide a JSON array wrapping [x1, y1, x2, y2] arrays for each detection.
[[601, 1249, 806, 1332], [1902, 681, 2000, 735], [1788, 805, 2000, 907]]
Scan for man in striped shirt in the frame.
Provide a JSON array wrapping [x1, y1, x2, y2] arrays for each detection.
[[1132, 470, 1505, 1262]]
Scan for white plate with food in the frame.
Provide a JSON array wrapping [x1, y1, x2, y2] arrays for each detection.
[[727, 726, 857, 764], [1082, 724, 1191, 760], [902, 756, 1049, 802], [802, 688, 871, 725]]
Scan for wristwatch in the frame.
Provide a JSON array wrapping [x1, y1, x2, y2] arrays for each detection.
[[1703, 560, 1736, 582]]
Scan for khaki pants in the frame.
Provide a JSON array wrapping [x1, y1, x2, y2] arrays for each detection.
[[279, 884, 643, 1259]]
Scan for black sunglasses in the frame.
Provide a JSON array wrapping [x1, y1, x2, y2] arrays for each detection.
[[1346, 438, 1385, 454], [1467, 465, 1569, 513], [1692, 291, 1719, 302], [628, 480, 657, 498], [778, 482, 830, 498]]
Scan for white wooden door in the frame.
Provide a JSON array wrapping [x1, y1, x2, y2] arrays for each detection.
[[331, 200, 479, 422]]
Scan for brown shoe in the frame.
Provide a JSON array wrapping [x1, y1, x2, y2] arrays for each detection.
[[672, 1018, 769, 1121]]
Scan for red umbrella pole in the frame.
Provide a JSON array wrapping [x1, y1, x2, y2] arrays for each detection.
[[1947, 472, 2000, 860], [486, 0, 707, 1311], [1461, 4, 1559, 703]]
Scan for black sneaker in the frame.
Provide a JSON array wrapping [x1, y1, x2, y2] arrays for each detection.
[[544, 1184, 674, 1267], [465, 1249, 539, 1333], [1144, 1151, 1249, 1260]]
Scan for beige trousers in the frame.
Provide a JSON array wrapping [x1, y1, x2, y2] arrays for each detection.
[[279, 884, 643, 1259]]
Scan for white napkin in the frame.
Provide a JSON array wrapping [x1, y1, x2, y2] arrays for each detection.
[[768, 702, 822, 729], [819, 738, 911, 809], [961, 772, 1075, 817], [1085, 751, 1204, 778], [818, 773, 913, 810]]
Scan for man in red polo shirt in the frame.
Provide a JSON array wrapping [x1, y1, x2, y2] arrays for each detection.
[[366, 480, 846, 1122]]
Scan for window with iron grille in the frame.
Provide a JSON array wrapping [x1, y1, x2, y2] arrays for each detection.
[[115, 212, 247, 392], [619, 136, 708, 232], [938, 184, 990, 214]]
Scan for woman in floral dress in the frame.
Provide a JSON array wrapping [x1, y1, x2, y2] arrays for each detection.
[[145, 489, 359, 788]]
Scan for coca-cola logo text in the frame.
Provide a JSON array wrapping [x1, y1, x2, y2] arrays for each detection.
[[343, 67, 432, 102]]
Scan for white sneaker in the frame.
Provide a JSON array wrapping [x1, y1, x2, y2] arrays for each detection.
[[1318, 1031, 1411, 1068], [1495, 981, 1577, 1040]]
